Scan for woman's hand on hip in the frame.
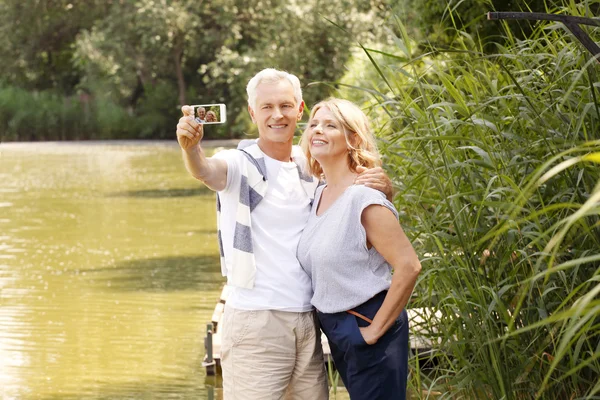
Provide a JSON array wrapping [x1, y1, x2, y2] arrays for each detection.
[[359, 325, 379, 345]]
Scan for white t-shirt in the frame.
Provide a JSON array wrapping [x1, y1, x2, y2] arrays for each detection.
[[213, 148, 313, 312]]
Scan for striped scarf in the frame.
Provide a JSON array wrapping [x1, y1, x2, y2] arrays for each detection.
[[217, 140, 318, 289]]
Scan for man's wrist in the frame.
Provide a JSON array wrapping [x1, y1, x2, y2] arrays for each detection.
[[184, 143, 203, 156]]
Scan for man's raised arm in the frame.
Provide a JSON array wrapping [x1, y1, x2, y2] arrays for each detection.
[[176, 106, 228, 192]]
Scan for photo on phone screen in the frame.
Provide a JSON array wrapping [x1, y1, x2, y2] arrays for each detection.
[[191, 104, 227, 124]]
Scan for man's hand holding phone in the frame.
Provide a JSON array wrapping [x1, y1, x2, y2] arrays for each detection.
[[176, 105, 204, 151], [175, 104, 229, 191]]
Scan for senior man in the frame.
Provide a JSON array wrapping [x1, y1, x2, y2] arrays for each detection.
[[176, 68, 391, 399]]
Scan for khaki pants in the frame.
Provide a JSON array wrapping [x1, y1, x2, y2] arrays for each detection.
[[221, 306, 328, 400]]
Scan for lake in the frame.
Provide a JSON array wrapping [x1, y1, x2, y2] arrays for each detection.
[[0, 141, 228, 399], [0, 141, 352, 400]]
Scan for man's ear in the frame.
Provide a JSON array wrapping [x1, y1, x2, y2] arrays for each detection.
[[248, 105, 256, 123], [297, 101, 305, 121]]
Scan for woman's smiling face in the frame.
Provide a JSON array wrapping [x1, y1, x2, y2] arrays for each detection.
[[306, 106, 350, 164]]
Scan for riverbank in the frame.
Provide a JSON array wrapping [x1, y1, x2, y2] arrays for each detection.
[[0, 139, 243, 149]]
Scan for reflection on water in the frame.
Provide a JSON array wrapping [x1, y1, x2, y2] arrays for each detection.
[[0, 142, 224, 400]]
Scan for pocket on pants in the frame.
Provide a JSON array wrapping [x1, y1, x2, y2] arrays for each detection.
[[223, 307, 256, 347], [348, 315, 367, 346]]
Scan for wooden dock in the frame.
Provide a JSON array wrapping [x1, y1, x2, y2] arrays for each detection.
[[203, 286, 440, 375]]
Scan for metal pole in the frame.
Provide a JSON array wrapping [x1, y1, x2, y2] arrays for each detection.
[[487, 12, 600, 62], [206, 323, 213, 364], [203, 323, 216, 375], [488, 12, 600, 27]]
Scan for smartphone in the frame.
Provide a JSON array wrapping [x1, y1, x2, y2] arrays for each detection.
[[191, 104, 227, 124]]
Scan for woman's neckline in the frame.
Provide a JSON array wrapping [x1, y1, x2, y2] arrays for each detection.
[[315, 184, 354, 217]]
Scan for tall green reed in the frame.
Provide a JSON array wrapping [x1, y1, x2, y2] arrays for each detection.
[[0, 84, 184, 141], [339, 3, 600, 399], [0, 85, 133, 141]]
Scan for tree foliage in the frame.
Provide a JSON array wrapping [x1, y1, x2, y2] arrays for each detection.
[[0, 0, 110, 91], [403, 0, 600, 47], [0, 0, 392, 140]]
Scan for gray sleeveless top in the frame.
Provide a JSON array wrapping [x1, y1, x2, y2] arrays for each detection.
[[297, 184, 399, 313]]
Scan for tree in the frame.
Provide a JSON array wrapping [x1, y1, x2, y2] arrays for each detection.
[[0, 0, 399, 139], [0, 0, 109, 91], [402, 0, 600, 47]]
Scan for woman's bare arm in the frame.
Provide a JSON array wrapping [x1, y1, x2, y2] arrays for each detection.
[[359, 205, 421, 344]]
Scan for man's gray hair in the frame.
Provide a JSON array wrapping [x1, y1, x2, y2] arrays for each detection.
[[246, 68, 303, 110]]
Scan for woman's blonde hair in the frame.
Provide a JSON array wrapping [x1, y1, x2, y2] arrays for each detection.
[[300, 98, 381, 178]]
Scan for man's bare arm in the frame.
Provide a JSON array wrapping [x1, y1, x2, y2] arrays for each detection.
[[176, 106, 228, 192]]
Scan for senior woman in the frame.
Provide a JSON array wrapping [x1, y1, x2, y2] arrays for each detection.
[[297, 98, 421, 399], [205, 110, 218, 122]]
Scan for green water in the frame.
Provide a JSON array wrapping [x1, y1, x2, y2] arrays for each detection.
[[0, 141, 350, 400], [0, 141, 225, 399]]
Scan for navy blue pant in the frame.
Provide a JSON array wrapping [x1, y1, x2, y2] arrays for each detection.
[[318, 291, 409, 400]]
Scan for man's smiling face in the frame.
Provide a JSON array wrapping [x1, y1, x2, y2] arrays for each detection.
[[249, 79, 303, 148]]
